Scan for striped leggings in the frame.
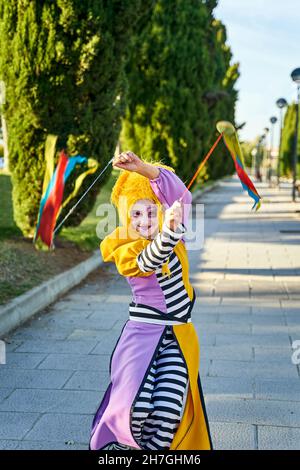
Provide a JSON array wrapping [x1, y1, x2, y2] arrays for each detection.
[[131, 326, 189, 450]]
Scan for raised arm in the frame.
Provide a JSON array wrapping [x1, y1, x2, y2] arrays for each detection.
[[112, 151, 193, 229], [149, 167, 192, 228], [137, 220, 186, 273]]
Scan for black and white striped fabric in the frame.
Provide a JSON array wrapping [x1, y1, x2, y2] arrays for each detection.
[[131, 326, 189, 450], [137, 221, 186, 274], [101, 442, 136, 450], [129, 221, 192, 449], [130, 221, 194, 325]]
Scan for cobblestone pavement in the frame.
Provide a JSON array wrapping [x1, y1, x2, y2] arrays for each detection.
[[1, 176, 300, 450]]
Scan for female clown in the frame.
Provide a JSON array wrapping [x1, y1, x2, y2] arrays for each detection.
[[89, 151, 213, 451]]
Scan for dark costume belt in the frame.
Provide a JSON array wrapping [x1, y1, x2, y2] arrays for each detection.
[[128, 289, 196, 325]]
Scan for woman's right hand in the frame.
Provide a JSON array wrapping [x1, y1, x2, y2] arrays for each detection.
[[164, 200, 183, 232], [112, 151, 142, 172]]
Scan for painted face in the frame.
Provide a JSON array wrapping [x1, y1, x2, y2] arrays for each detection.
[[130, 199, 159, 239]]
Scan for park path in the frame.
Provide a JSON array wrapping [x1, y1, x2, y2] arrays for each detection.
[[0, 176, 300, 450]]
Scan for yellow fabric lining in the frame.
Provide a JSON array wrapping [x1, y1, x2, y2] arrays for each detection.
[[100, 226, 153, 277], [171, 323, 212, 450], [100, 226, 192, 290]]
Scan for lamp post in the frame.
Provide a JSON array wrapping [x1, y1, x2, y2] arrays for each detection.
[[254, 136, 264, 181], [268, 116, 277, 186], [276, 98, 288, 186], [263, 127, 269, 181], [291, 68, 300, 201], [251, 147, 257, 177]]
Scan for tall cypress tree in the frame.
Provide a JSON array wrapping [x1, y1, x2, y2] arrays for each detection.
[[0, 0, 154, 236], [120, 0, 238, 182], [203, 17, 238, 180], [281, 102, 300, 177]]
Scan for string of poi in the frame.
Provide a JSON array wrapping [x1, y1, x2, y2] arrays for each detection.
[[34, 121, 262, 249]]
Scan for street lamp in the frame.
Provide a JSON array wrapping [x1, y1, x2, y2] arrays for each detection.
[[291, 67, 300, 201], [268, 116, 277, 186], [254, 133, 267, 182], [262, 128, 269, 181], [251, 147, 257, 177], [276, 98, 288, 186]]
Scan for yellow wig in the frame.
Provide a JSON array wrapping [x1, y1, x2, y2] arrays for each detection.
[[110, 161, 176, 277]]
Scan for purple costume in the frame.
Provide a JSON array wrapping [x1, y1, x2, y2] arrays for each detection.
[[89, 168, 213, 450]]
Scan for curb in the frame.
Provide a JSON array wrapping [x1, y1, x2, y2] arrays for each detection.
[[0, 249, 103, 337], [0, 174, 231, 337]]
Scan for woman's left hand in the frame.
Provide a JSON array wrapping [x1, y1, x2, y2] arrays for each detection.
[[112, 151, 142, 172]]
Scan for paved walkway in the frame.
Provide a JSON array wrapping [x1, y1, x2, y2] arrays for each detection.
[[1, 176, 300, 450]]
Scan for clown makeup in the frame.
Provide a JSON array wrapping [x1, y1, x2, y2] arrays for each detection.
[[130, 199, 159, 240]]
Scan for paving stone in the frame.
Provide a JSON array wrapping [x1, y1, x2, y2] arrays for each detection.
[[202, 376, 254, 399], [24, 413, 92, 444], [11, 326, 74, 341], [0, 412, 40, 439], [255, 378, 300, 401], [37, 353, 110, 371], [0, 369, 73, 389], [254, 346, 294, 363], [210, 421, 256, 450], [209, 359, 299, 379], [15, 440, 88, 450], [0, 389, 101, 413], [14, 339, 98, 355], [0, 388, 14, 403], [2, 353, 47, 369], [0, 440, 19, 450], [202, 344, 253, 361], [63, 370, 110, 391], [257, 425, 300, 450], [206, 397, 300, 427], [216, 333, 291, 347]]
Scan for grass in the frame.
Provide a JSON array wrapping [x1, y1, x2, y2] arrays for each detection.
[[0, 169, 118, 305], [0, 237, 94, 305], [60, 169, 119, 251], [0, 173, 22, 241]]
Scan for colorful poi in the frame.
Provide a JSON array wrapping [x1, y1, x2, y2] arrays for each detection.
[[216, 121, 262, 211]]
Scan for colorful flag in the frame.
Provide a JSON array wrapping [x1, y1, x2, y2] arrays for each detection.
[[216, 121, 262, 211], [34, 137, 98, 248]]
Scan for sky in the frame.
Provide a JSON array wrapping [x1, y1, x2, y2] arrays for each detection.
[[215, 0, 300, 145]]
